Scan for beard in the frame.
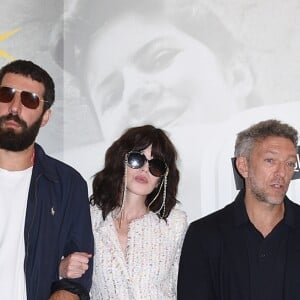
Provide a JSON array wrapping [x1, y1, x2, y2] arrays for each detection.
[[0, 113, 43, 151], [248, 170, 286, 205], [249, 174, 267, 203]]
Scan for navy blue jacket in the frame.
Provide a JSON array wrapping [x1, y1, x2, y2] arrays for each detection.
[[24, 144, 94, 299], [178, 190, 300, 300]]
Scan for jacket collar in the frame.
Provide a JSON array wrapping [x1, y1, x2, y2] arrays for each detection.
[[32, 143, 58, 182]]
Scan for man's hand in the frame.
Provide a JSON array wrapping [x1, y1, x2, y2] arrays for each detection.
[[49, 290, 79, 300], [59, 252, 92, 278]]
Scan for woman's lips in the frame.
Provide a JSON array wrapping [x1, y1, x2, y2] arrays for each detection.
[[135, 175, 148, 184]]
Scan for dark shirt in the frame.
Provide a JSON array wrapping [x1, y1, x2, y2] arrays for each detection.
[[235, 196, 291, 300], [247, 220, 288, 300]]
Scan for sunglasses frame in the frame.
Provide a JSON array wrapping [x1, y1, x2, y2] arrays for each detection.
[[126, 151, 168, 177], [0, 86, 49, 109]]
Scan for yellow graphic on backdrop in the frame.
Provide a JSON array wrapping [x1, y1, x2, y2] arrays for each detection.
[[0, 28, 21, 61]]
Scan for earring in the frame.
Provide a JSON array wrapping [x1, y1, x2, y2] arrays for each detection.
[[114, 156, 128, 224], [148, 170, 168, 218]]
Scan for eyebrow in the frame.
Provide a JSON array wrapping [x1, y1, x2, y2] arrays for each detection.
[[264, 150, 297, 159], [132, 36, 180, 63]]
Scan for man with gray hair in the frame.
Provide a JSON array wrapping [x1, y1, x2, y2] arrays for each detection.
[[178, 119, 300, 300]]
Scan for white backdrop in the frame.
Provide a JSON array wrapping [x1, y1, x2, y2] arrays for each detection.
[[1, 0, 300, 221]]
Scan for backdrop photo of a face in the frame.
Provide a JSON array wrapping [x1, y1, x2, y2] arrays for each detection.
[[2, 0, 300, 221]]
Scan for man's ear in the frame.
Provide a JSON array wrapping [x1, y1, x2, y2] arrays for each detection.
[[41, 109, 51, 127], [235, 156, 249, 178]]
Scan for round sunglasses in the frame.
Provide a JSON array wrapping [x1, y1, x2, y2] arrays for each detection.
[[126, 151, 168, 177], [0, 86, 49, 109]]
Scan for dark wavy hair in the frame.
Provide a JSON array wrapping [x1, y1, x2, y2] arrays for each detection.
[[0, 59, 55, 111], [90, 124, 180, 220], [51, 0, 249, 89], [52, 0, 243, 73]]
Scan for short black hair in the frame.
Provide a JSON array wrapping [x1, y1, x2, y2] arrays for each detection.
[[0, 59, 55, 110]]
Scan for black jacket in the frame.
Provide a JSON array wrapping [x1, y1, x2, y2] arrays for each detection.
[[178, 189, 300, 300]]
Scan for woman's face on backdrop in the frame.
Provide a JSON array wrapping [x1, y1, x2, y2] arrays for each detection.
[[83, 14, 240, 140]]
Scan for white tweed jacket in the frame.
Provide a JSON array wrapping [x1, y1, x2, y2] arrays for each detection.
[[90, 206, 187, 300]]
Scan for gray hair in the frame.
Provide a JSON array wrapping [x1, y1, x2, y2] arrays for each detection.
[[234, 119, 298, 158]]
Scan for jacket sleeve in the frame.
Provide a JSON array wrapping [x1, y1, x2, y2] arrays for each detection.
[[58, 174, 94, 294], [51, 279, 90, 300], [177, 222, 216, 300]]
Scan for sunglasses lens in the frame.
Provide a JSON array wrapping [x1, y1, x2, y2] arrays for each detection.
[[0, 87, 41, 109], [149, 159, 167, 177], [127, 151, 167, 177], [0, 87, 14, 103], [21, 91, 40, 109], [127, 152, 145, 169]]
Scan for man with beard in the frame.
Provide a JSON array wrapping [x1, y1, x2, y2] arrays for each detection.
[[178, 119, 300, 300], [0, 60, 93, 300]]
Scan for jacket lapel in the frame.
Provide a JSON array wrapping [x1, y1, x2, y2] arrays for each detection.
[[219, 220, 251, 300], [217, 191, 251, 300], [284, 226, 300, 298]]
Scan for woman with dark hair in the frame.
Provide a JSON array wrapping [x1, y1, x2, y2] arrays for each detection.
[[60, 124, 187, 299], [92, 124, 180, 220]]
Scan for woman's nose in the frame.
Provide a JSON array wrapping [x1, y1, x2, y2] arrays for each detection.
[[140, 160, 150, 173], [122, 66, 163, 103]]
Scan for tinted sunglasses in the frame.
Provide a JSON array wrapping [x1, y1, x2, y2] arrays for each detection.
[[0, 86, 48, 109], [126, 151, 168, 177]]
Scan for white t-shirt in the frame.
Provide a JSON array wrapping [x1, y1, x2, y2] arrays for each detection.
[[0, 167, 32, 300]]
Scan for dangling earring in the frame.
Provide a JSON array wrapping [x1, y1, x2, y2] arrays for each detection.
[[115, 155, 128, 225], [148, 168, 168, 218]]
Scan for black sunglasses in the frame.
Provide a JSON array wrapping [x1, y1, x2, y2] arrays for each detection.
[[126, 151, 168, 177], [0, 86, 49, 109]]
